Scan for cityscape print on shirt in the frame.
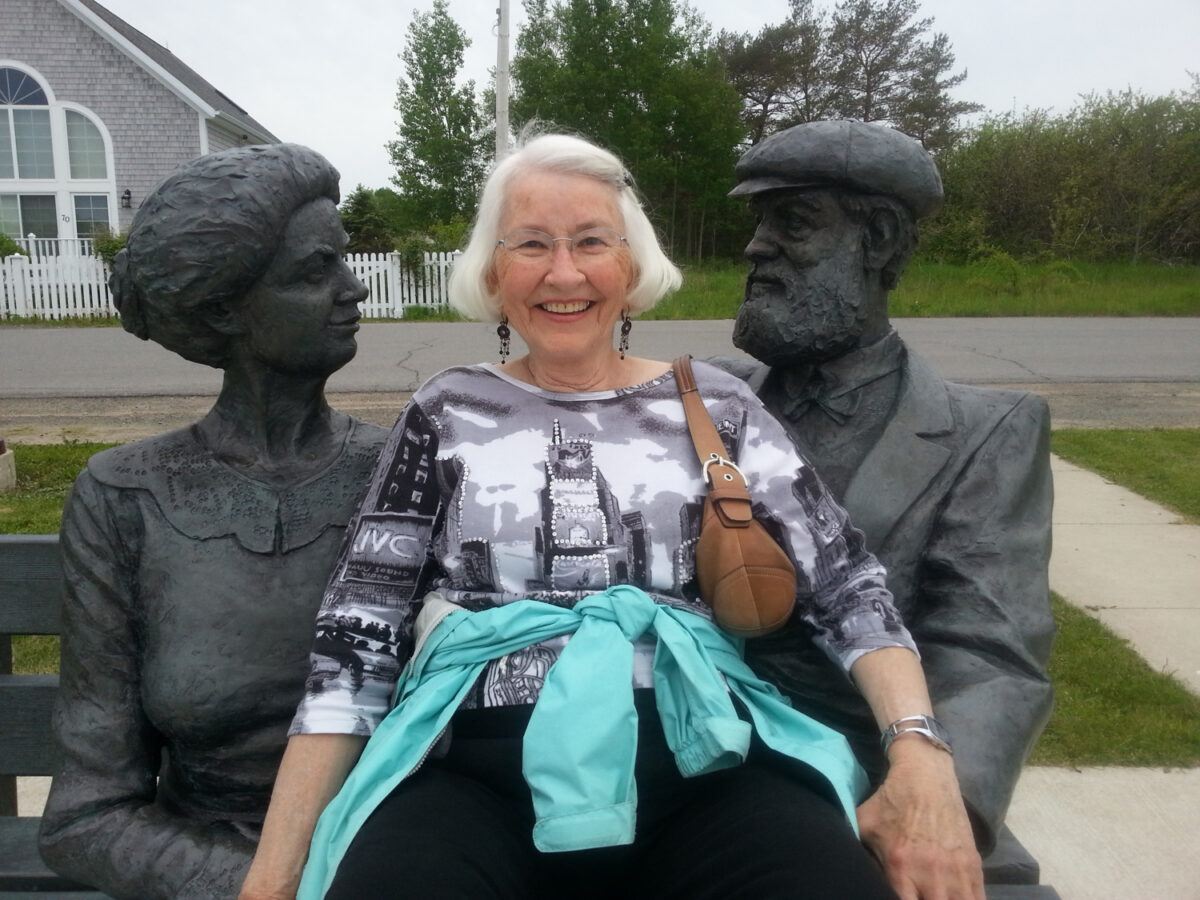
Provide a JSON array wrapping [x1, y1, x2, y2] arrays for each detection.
[[291, 364, 911, 736]]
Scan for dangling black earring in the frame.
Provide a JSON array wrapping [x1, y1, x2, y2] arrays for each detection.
[[497, 315, 511, 365], [618, 311, 632, 359]]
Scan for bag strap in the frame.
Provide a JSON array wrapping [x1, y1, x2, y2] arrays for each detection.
[[671, 356, 750, 500]]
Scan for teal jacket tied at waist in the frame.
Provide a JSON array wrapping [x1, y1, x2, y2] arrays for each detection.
[[298, 585, 870, 899]]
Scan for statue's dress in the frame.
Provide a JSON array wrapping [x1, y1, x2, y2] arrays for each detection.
[[39, 419, 386, 900]]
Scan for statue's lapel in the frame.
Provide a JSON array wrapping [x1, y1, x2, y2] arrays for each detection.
[[843, 354, 954, 550]]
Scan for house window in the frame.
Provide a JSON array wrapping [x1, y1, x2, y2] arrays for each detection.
[[73, 194, 109, 238], [0, 68, 48, 105], [0, 65, 114, 242], [1, 68, 54, 180], [66, 111, 106, 179], [10, 108, 54, 178], [0, 115, 10, 179], [0, 193, 57, 239], [0, 194, 18, 234]]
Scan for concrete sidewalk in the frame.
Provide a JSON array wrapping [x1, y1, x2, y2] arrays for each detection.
[[1050, 456, 1200, 696], [1005, 456, 1200, 900]]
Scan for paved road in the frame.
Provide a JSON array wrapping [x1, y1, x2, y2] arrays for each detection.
[[4, 318, 1200, 396], [2, 318, 1199, 442]]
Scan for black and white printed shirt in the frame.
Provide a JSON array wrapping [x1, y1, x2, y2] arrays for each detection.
[[291, 361, 916, 736]]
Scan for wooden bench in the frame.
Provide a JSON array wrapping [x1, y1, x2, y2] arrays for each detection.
[[0, 534, 110, 898], [1, 532, 1057, 899]]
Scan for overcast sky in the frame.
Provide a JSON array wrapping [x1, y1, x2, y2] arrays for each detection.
[[95, 0, 1199, 194]]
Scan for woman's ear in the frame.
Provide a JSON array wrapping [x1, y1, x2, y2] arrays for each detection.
[[863, 207, 902, 273], [205, 300, 247, 337]]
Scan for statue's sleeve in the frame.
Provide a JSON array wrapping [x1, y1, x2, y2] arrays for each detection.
[[39, 471, 253, 900], [912, 392, 1055, 851]]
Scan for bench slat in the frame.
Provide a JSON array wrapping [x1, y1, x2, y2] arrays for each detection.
[[0, 535, 64, 635], [0, 675, 61, 776]]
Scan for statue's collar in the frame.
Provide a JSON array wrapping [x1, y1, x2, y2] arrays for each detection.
[[87, 422, 380, 553], [772, 330, 905, 417]]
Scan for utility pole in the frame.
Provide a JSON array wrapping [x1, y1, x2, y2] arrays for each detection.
[[495, 0, 511, 161]]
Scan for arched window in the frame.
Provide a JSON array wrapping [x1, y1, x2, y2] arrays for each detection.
[[0, 67, 48, 105], [0, 64, 115, 243], [0, 67, 54, 180], [66, 110, 107, 179]]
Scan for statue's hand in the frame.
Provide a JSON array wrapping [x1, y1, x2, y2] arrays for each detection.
[[856, 740, 984, 900]]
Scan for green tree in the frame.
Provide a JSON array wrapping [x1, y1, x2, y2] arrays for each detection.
[[890, 31, 980, 154], [339, 185, 395, 255], [386, 0, 489, 229], [931, 110, 1073, 259], [717, 1, 829, 145], [927, 84, 1200, 264], [511, 0, 746, 258], [719, 0, 978, 154], [372, 187, 418, 236], [1053, 90, 1200, 261], [826, 0, 932, 122]]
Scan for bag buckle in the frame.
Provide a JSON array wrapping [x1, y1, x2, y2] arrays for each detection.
[[702, 453, 749, 488]]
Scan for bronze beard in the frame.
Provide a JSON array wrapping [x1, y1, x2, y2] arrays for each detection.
[[732, 270, 869, 367]]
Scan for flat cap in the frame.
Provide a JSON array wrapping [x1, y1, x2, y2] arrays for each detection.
[[730, 120, 944, 219]]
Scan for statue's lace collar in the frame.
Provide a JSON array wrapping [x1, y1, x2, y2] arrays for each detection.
[[86, 420, 383, 553]]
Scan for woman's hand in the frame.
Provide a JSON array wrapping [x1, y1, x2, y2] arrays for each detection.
[[848, 647, 984, 899], [857, 737, 984, 900]]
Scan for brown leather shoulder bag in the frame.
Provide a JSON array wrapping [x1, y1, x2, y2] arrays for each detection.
[[672, 356, 797, 638]]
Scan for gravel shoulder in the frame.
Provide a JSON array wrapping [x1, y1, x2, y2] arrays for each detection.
[[3, 382, 1198, 445]]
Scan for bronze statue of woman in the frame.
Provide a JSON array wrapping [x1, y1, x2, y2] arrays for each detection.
[[39, 144, 387, 900]]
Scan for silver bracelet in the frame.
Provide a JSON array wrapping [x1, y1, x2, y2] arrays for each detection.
[[880, 715, 953, 755]]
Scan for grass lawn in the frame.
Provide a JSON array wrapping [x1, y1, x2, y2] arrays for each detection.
[[1032, 594, 1200, 767], [609, 259, 1199, 319], [4, 434, 1200, 766]]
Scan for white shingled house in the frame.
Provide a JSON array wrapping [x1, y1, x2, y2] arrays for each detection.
[[0, 0, 276, 244]]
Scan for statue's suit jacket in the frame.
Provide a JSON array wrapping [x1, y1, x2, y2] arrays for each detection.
[[731, 347, 1055, 852]]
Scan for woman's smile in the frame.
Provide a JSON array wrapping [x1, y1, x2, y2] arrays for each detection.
[[539, 300, 592, 314]]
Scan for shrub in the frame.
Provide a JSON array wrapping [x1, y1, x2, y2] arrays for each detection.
[[0, 233, 27, 259], [89, 228, 127, 266], [967, 249, 1024, 295]]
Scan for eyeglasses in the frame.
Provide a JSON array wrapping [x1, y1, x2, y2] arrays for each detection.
[[496, 227, 628, 261]]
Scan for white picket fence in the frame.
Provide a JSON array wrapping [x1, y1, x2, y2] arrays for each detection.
[[1, 245, 115, 319], [351, 250, 460, 318], [1, 242, 460, 320]]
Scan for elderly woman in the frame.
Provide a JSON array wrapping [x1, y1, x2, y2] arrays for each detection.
[[38, 144, 387, 900], [242, 134, 981, 900]]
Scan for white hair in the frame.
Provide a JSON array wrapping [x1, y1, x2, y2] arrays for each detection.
[[449, 133, 682, 322]]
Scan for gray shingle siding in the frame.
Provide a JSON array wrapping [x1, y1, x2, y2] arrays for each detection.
[[206, 121, 244, 154], [1, 0, 276, 231], [2, 0, 199, 229]]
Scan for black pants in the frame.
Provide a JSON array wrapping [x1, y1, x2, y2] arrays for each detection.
[[326, 699, 897, 900]]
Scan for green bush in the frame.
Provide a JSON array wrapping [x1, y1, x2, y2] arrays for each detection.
[[966, 249, 1024, 295], [0, 233, 27, 259], [89, 228, 127, 266]]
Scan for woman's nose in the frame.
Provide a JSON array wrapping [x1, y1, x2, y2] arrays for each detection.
[[544, 242, 586, 285]]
